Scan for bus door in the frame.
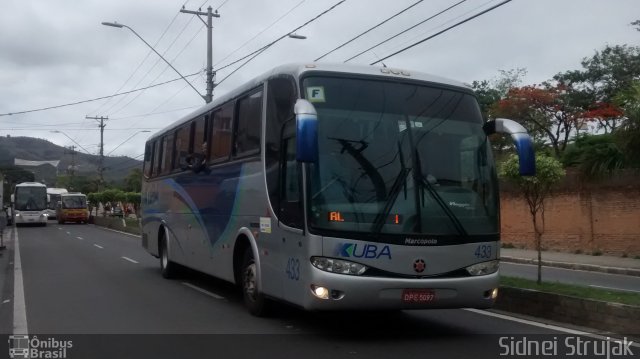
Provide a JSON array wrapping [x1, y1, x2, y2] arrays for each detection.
[[279, 127, 306, 303]]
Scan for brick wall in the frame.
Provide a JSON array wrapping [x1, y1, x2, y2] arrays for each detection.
[[501, 189, 640, 256]]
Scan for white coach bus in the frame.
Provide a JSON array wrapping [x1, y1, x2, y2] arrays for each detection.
[[141, 63, 535, 315]]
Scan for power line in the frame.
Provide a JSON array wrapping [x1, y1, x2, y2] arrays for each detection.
[[107, 16, 202, 116], [343, 0, 467, 63], [0, 72, 200, 117], [213, 0, 306, 68], [370, 0, 513, 65], [89, 9, 184, 117], [314, 0, 424, 62], [215, 0, 348, 82]]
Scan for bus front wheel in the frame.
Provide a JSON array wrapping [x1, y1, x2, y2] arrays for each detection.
[[241, 248, 270, 316], [160, 231, 178, 279]]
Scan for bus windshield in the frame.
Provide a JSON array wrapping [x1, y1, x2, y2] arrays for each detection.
[[62, 196, 87, 209], [15, 187, 48, 211], [303, 76, 499, 237]]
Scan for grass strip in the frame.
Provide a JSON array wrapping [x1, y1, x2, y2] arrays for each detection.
[[500, 276, 640, 306]]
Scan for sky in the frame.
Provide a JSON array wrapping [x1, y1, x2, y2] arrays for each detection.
[[0, 0, 638, 166]]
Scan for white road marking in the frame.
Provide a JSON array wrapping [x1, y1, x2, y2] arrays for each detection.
[[57, 227, 62, 230], [13, 227, 29, 335], [91, 224, 141, 238], [93, 244, 103, 249], [2, 299, 10, 304], [66, 231, 71, 235], [588, 284, 640, 293], [464, 309, 640, 348], [121, 256, 139, 264], [182, 282, 225, 300], [77, 237, 84, 240]]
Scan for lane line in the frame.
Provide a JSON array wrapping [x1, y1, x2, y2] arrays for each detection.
[[121, 256, 139, 264], [3, 299, 10, 304], [588, 284, 640, 293], [91, 225, 141, 238], [182, 282, 225, 300], [93, 244, 104, 249], [464, 309, 640, 347], [13, 226, 29, 335], [57, 227, 62, 230], [77, 237, 84, 240]]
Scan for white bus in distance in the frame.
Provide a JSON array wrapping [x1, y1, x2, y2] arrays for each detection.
[[12, 182, 48, 226]]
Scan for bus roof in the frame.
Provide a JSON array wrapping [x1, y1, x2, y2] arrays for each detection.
[[15, 182, 46, 188], [148, 62, 471, 141], [60, 193, 86, 197], [47, 188, 69, 194]]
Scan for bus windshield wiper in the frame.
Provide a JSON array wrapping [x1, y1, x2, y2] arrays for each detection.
[[414, 150, 468, 238], [372, 142, 410, 234]]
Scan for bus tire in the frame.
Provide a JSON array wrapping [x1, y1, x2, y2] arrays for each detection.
[[160, 231, 178, 279], [241, 248, 270, 317]]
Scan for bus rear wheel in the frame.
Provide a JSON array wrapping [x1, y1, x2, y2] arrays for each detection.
[[160, 231, 178, 279], [241, 248, 270, 316]]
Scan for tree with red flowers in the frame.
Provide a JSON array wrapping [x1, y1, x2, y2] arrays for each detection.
[[492, 84, 581, 157]]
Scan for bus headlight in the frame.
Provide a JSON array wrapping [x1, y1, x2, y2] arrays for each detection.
[[311, 257, 368, 275], [466, 260, 499, 276], [15, 213, 21, 217]]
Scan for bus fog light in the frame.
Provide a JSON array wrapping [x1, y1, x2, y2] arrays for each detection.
[[311, 285, 330, 299], [491, 288, 498, 299], [466, 260, 499, 276], [311, 257, 368, 275]]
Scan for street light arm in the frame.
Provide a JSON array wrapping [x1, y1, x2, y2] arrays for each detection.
[[102, 22, 206, 102]]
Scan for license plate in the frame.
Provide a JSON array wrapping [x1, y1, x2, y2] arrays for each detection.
[[402, 289, 435, 303]]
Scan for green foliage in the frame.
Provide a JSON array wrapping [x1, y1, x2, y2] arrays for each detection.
[[123, 168, 142, 192], [562, 134, 625, 177], [500, 153, 565, 197], [613, 81, 640, 168]]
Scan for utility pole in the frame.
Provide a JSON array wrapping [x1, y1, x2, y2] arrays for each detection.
[[64, 145, 77, 191], [85, 115, 108, 189], [180, 6, 220, 103]]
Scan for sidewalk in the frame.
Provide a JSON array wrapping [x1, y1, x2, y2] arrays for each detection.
[[501, 248, 640, 277]]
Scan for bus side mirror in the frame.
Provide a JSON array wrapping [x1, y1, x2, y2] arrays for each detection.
[[294, 99, 319, 163], [484, 118, 535, 176]]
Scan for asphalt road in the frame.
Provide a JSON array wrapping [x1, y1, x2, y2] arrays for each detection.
[[500, 262, 640, 293], [0, 224, 636, 359]]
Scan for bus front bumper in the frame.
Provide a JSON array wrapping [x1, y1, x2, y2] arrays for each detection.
[[14, 213, 48, 224], [300, 268, 499, 311]]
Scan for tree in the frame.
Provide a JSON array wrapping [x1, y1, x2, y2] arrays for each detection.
[[562, 134, 625, 178], [613, 80, 640, 168], [555, 44, 640, 132], [493, 84, 581, 157], [123, 168, 142, 192], [500, 153, 565, 284]]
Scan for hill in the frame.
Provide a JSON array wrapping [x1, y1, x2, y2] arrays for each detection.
[[0, 135, 142, 185]]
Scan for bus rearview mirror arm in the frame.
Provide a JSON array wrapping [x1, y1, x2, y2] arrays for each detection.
[[483, 118, 536, 176]]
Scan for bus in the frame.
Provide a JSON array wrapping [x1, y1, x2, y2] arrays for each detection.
[[56, 193, 89, 224], [141, 63, 535, 316], [46, 187, 69, 219], [12, 182, 48, 226]]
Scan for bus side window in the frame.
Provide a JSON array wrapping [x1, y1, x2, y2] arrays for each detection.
[[234, 88, 263, 157], [154, 138, 164, 177], [279, 135, 303, 228], [144, 142, 154, 178], [209, 104, 233, 162]]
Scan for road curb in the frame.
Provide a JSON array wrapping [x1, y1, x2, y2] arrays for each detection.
[[495, 286, 640, 335], [501, 256, 640, 277]]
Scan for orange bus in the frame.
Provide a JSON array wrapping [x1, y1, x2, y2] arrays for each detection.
[[56, 193, 89, 224]]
